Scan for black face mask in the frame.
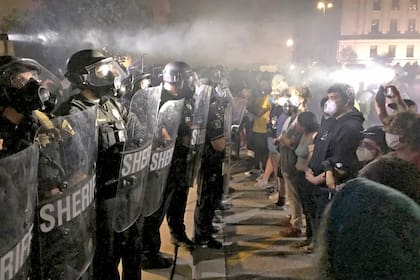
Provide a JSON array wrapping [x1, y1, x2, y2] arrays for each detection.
[[9, 78, 55, 115]]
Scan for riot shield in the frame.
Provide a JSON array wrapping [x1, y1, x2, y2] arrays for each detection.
[[0, 144, 38, 280], [185, 84, 212, 188], [223, 94, 233, 195], [112, 86, 160, 232], [35, 106, 98, 280], [142, 98, 184, 217]]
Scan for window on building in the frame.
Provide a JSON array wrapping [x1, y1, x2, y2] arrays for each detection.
[[408, 19, 416, 32], [390, 19, 398, 33], [392, 0, 400, 10], [409, 0, 418, 11], [388, 45, 396, 57], [370, 46, 378, 57], [373, 0, 381, 10], [371, 19, 380, 33], [407, 45, 414, 57]]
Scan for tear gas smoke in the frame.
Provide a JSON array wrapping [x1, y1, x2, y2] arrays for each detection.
[[8, 19, 292, 67]]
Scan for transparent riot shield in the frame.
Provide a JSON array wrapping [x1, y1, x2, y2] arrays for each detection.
[[35, 106, 98, 280], [223, 98, 233, 195], [185, 84, 212, 188], [0, 144, 39, 280], [112, 86, 160, 232], [142, 98, 184, 217]]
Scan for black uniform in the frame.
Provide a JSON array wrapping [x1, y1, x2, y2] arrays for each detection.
[[56, 93, 144, 280], [194, 101, 224, 243]]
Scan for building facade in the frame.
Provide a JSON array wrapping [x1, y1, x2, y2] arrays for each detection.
[[338, 0, 420, 64]]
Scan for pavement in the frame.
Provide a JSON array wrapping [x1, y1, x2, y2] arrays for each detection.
[[131, 151, 316, 280]]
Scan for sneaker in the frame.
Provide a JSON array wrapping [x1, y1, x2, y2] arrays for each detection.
[[246, 150, 255, 158], [254, 180, 269, 188], [279, 227, 302, 238], [141, 253, 173, 270], [194, 236, 223, 249], [171, 233, 195, 251], [269, 192, 279, 201], [244, 168, 259, 176], [299, 242, 314, 254]]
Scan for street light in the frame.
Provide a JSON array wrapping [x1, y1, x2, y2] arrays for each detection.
[[286, 38, 294, 64], [317, 1, 333, 15]]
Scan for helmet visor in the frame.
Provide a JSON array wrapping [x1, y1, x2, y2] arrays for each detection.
[[85, 58, 127, 87]]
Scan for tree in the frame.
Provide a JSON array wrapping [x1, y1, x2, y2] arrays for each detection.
[[29, 0, 152, 32], [338, 46, 358, 65], [0, 9, 26, 33]]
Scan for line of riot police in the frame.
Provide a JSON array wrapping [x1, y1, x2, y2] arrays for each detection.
[[0, 50, 235, 280]]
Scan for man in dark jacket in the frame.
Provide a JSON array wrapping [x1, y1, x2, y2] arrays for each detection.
[[303, 83, 364, 251]]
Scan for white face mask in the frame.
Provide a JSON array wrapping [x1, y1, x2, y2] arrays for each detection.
[[385, 133, 401, 150], [356, 146, 375, 162], [274, 96, 288, 106], [324, 100, 337, 116]]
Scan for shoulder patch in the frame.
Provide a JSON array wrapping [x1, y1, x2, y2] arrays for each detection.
[[212, 119, 222, 129]]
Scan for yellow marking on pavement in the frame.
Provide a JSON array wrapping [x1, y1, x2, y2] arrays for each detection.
[[227, 234, 281, 266]]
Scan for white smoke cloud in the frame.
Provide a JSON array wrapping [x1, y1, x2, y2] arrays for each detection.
[[10, 18, 292, 67]]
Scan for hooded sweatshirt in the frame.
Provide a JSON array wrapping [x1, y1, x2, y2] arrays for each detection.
[[309, 109, 364, 180]]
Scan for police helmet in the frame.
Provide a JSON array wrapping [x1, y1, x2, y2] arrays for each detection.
[[162, 61, 192, 84], [0, 58, 40, 88], [0, 58, 56, 113], [65, 49, 129, 97]]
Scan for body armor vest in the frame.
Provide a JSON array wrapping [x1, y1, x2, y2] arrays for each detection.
[[71, 98, 127, 151]]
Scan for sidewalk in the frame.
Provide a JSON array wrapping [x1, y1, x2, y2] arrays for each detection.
[[139, 155, 316, 280]]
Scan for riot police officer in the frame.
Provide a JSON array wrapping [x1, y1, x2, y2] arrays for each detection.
[[0, 57, 55, 158], [141, 61, 196, 269], [56, 49, 144, 280], [193, 88, 226, 249], [0, 56, 56, 280]]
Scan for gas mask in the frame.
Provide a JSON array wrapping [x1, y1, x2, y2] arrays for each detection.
[[84, 58, 128, 98], [8, 78, 54, 115]]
